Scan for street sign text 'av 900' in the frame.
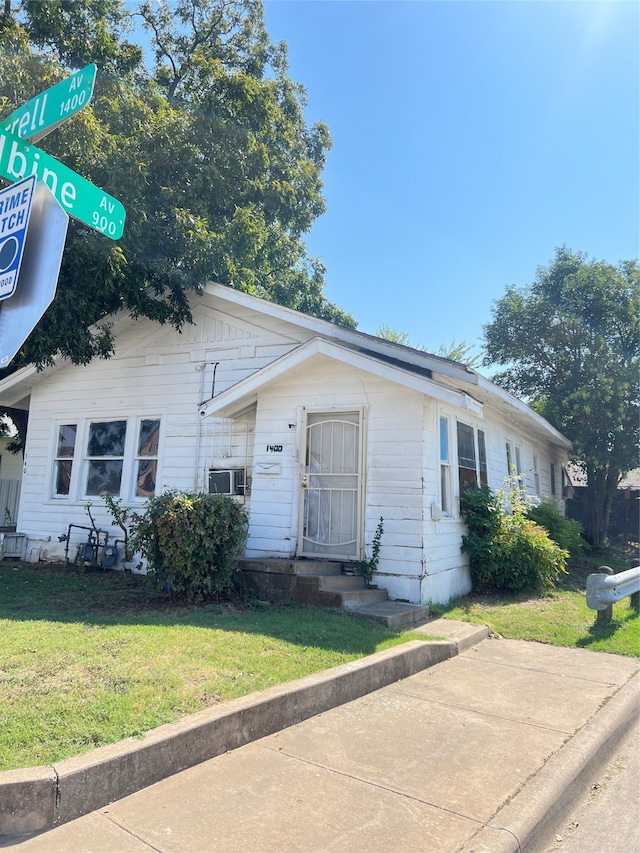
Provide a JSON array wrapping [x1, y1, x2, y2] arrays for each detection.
[[0, 128, 125, 240]]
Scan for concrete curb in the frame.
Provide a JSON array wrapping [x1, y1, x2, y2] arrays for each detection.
[[1, 623, 482, 838], [459, 670, 640, 853]]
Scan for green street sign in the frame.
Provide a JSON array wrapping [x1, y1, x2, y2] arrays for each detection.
[[0, 65, 97, 144], [0, 127, 125, 240]]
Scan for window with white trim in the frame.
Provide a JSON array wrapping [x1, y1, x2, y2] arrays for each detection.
[[84, 420, 127, 496], [439, 416, 452, 516], [135, 419, 160, 498], [506, 440, 522, 478], [456, 422, 488, 495], [52, 418, 161, 500], [54, 424, 77, 496], [533, 454, 540, 494]]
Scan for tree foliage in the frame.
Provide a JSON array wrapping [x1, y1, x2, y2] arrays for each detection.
[[0, 0, 354, 375], [483, 247, 639, 545]]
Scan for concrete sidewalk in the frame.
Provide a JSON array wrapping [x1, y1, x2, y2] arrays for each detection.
[[3, 621, 639, 852]]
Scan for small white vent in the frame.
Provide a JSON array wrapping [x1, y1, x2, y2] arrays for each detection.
[[464, 394, 483, 416]]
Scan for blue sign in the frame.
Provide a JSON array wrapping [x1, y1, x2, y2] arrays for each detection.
[[0, 175, 35, 301]]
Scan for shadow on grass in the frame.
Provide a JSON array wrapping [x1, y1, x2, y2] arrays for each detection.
[[0, 562, 408, 655], [576, 606, 640, 649]]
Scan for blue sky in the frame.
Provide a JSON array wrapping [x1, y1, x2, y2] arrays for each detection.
[[262, 1, 639, 354]]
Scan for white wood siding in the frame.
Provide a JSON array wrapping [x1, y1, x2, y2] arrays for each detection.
[[11, 290, 569, 604], [16, 301, 305, 559], [419, 399, 472, 603], [245, 355, 426, 602]]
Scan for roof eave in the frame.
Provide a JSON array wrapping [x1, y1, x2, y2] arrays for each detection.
[[199, 337, 470, 419]]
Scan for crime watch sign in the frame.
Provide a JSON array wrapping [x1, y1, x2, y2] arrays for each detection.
[[0, 175, 35, 301]]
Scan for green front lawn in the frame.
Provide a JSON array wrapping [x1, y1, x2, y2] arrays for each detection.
[[3, 547, 637, 773], [433, 547, 639, 657], [0, 563, 425, 771]]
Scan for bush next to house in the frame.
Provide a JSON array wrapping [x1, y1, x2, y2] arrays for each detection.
[[131, 492, 249, 602], [526, 502, 586, 556], [461, 484, 568, 594]]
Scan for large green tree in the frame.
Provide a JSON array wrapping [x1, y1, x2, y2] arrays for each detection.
[[483, 246, 639, 546], [0, 0, 354, 375]]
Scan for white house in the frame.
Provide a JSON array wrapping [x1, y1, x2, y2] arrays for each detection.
[[0, 283, 571, 603]]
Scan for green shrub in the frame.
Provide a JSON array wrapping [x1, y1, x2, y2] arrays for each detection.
[[131, 492, 249, 602], [461, 484, 568, 594], [459, 485, 502, 588], [499, 519, 569, 592], [526, 502, 586, 555]]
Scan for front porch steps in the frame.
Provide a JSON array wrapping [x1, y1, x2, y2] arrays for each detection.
[[238, 558, 430, 628], [345, 600, 432, 629]]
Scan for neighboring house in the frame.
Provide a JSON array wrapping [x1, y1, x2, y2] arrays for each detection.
[[0, 283, 571, 603], [567, 465, 640, 544]]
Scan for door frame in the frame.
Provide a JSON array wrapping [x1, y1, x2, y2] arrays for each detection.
[[296, 406, 366, 561]]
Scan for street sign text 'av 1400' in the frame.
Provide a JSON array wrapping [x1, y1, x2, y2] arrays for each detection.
[[0, 128, 125, 239], [0, 64, 97, 144]]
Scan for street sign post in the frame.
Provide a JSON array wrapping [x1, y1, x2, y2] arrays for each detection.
[[0, 64, 97, 144], [0, 176, 36, 301], [0, 63, 126, 366], [0, 127, 125, 239]]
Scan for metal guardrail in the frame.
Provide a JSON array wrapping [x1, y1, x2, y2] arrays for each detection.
[[586, 565, 640, 623]]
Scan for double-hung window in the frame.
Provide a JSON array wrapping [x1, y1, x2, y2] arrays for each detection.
[[85, 420, 127, 496], [439, 416, 452, 516], [506, 440, 522, 478], [54, 424, 77, 496], [135, 419, 160, 497], [52, 418, 161, 500], [456, 422, 487, 495]]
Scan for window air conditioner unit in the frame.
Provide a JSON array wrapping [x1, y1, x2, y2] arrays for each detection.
[[208, 469, 245, 496]]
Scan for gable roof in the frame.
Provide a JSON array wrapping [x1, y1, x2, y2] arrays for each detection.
[[203, 283, 478, 385], [196, 286, 570, 449], [199, 336, 471, 418], [0, 282, 571, 449]]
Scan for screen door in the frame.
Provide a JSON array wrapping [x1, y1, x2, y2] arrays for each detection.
[[298, 410, 362, 559]]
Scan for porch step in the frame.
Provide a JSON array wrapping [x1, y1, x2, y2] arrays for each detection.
[[238, 558, 429, 627], [347, 600, 431, 629], [337, 587, 389, 606], [239, 559, 344, 577], [317, 574, 370, 591], [293, 561, 345, 576]]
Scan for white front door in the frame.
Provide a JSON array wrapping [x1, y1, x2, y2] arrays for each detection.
[[298, 410, 363, 559]]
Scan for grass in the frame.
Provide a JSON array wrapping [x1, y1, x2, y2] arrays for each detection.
[[433, 545, 640, 658], [3, 546, 638, 773], [0, 562, 428, 772]]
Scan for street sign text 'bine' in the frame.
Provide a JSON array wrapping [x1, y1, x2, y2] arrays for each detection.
[[0, 128, 125, 239]]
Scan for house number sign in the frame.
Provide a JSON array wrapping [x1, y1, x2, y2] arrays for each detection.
[[266, 444, 283, 452]]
